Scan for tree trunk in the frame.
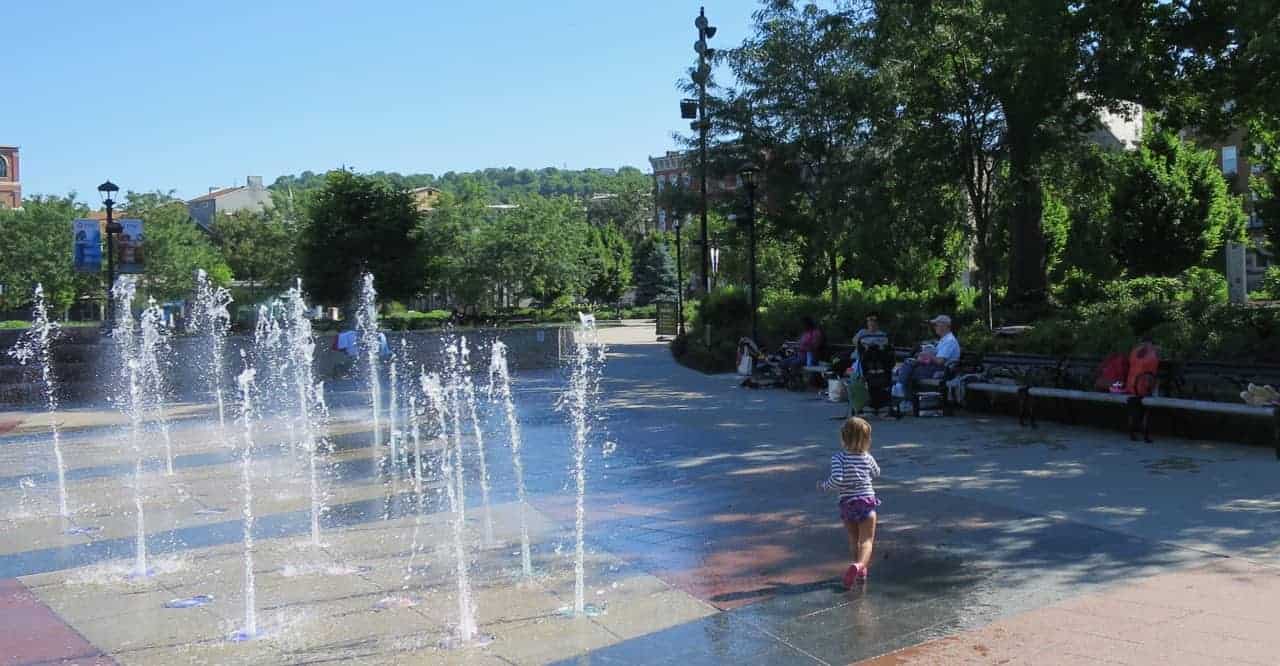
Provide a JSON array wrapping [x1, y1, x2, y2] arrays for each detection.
[[829, 248, 839, 309], [1005, 122, 1047, 308]]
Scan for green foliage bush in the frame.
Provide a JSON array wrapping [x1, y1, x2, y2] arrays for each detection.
[[1262, 266, 1280, 300], [678, 265, 1280, 371], [673, 283, 982, 372], [383, 310, 452, 330]]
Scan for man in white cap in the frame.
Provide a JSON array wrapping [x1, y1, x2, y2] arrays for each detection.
[[893, 314, 961, 398], [930, 315, 960, 365]]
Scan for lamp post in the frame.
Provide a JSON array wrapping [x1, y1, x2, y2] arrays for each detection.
[[693, 7, 716, 295], [674, 216, 685, 336], [740, 163, 759, 343], [97, 180, 121, 329]]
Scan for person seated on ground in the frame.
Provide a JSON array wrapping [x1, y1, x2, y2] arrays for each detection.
[[782, 316, 825, 371], [893, 314, 960, 396]]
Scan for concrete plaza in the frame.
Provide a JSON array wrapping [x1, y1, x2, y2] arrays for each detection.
[[1, 322, 1277, 665]]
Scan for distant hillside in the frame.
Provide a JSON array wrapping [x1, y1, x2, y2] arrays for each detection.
[[270, 166, 650, 203]]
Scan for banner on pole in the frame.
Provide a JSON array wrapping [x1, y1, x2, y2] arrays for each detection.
[[116, 219, 145, 274], [72, 219, 102, 273]]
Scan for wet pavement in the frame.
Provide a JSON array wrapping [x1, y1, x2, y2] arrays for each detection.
[[1, 322, 1278, 664]]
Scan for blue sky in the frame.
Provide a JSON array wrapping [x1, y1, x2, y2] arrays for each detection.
[[10, 1, 755, 200]]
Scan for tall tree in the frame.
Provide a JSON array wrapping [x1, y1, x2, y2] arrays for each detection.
[[585, 224, 632, 305], [486, 196, 592, 304], [210, 208, 296, 298], [709, 1, 877, 307], [871, 1, 1004, 318], [123, 192, 232, 302], [0, 195, 98, 315], [419, 188, 493, 309], [632, 236, 678, 306], [873, 0, 1173, 308], [587, 179, 654, 240], [298, 170, 424, 305], [1110, 126, 1247, 276]]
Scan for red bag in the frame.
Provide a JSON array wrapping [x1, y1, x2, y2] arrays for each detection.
[[1095, 353, 1129, 392]]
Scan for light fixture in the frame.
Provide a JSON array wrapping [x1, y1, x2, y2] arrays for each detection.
[[680, 98, 698, 119], [97, 180, 119, 203]]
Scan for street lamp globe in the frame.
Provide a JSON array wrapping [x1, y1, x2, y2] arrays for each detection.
[[97, 180, 119, 203]]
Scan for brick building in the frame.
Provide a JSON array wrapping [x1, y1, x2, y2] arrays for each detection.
[[648, 150, 742, 231], [1197, 129, 1272, 291], [0, 145, 20, 209]]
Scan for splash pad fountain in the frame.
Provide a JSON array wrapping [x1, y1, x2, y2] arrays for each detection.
[[7, 270, 612, 656]]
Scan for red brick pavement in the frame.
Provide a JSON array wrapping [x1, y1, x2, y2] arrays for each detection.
[[858, 558, 1280, 665], [0, 578, 112, 665]]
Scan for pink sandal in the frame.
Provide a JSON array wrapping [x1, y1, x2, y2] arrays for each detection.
[[855, 565, 869, 582], [842, 563, 863, 589]]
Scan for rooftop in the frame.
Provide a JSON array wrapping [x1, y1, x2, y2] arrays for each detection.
[[186, 186, 243, 203]]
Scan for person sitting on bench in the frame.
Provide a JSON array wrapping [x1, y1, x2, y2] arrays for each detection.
[[893, 314, 960, 396], [782, 316, 825, 371]]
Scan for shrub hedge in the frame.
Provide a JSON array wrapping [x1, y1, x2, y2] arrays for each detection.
[[673, 269, 1280, 373]]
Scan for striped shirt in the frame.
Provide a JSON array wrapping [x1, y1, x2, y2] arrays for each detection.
[[821, 451, 880, 500]]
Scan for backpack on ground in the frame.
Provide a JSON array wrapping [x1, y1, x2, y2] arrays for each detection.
[[1095, 353, 1129, 392]]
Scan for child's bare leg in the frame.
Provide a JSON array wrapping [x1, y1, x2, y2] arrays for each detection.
[[856, 512, 878, 570], [843, 519, 860, 563]]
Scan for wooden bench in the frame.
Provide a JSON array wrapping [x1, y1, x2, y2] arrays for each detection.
[[1140, 397, 1279, 458], [1025, 387, 1144, 440]]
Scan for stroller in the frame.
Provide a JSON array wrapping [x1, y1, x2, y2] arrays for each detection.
[[737, 337, 784, 388], [851, 335, 898, 417]]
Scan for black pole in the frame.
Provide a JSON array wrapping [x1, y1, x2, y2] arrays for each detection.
[[698, 7, 710, 295], [104, 198, 117, 329], [747, 182, 758, 343], [675, 223, 685, 336]]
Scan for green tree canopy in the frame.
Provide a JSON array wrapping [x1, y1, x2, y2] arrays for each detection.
[[209, 208, 297, 295], [123, 192, 231, 303], [486, 196, 591, 304], [585, 224, 632, 305], [633, 236, 678, 307], [298, 170, 424, 305], [1110, 127, 1247, 276], [0, 195, 97, 314]]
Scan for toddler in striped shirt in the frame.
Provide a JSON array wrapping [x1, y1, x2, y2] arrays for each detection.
[[818, 416, 881, 587]]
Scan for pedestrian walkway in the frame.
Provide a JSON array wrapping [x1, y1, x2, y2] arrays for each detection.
[[0, 320, 1275, 664]]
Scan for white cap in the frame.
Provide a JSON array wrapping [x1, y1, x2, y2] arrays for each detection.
[[929, 314, 952, 326]]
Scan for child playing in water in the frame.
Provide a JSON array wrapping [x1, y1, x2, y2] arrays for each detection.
[[818, 416, 881, 587]]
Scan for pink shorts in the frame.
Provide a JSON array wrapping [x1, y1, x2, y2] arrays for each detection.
[[839, 496, 880, 523]]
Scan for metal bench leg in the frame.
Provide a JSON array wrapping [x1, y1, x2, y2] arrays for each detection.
[[1017, 387, 1030, 427], [1142, 402, 1153, 443], [1272, 408, 1280, 461]]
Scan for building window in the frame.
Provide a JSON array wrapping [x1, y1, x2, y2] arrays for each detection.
[[658, 209, 667, 230], [1222, 145, 1238, 177], [0, 156, 7, 179]]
